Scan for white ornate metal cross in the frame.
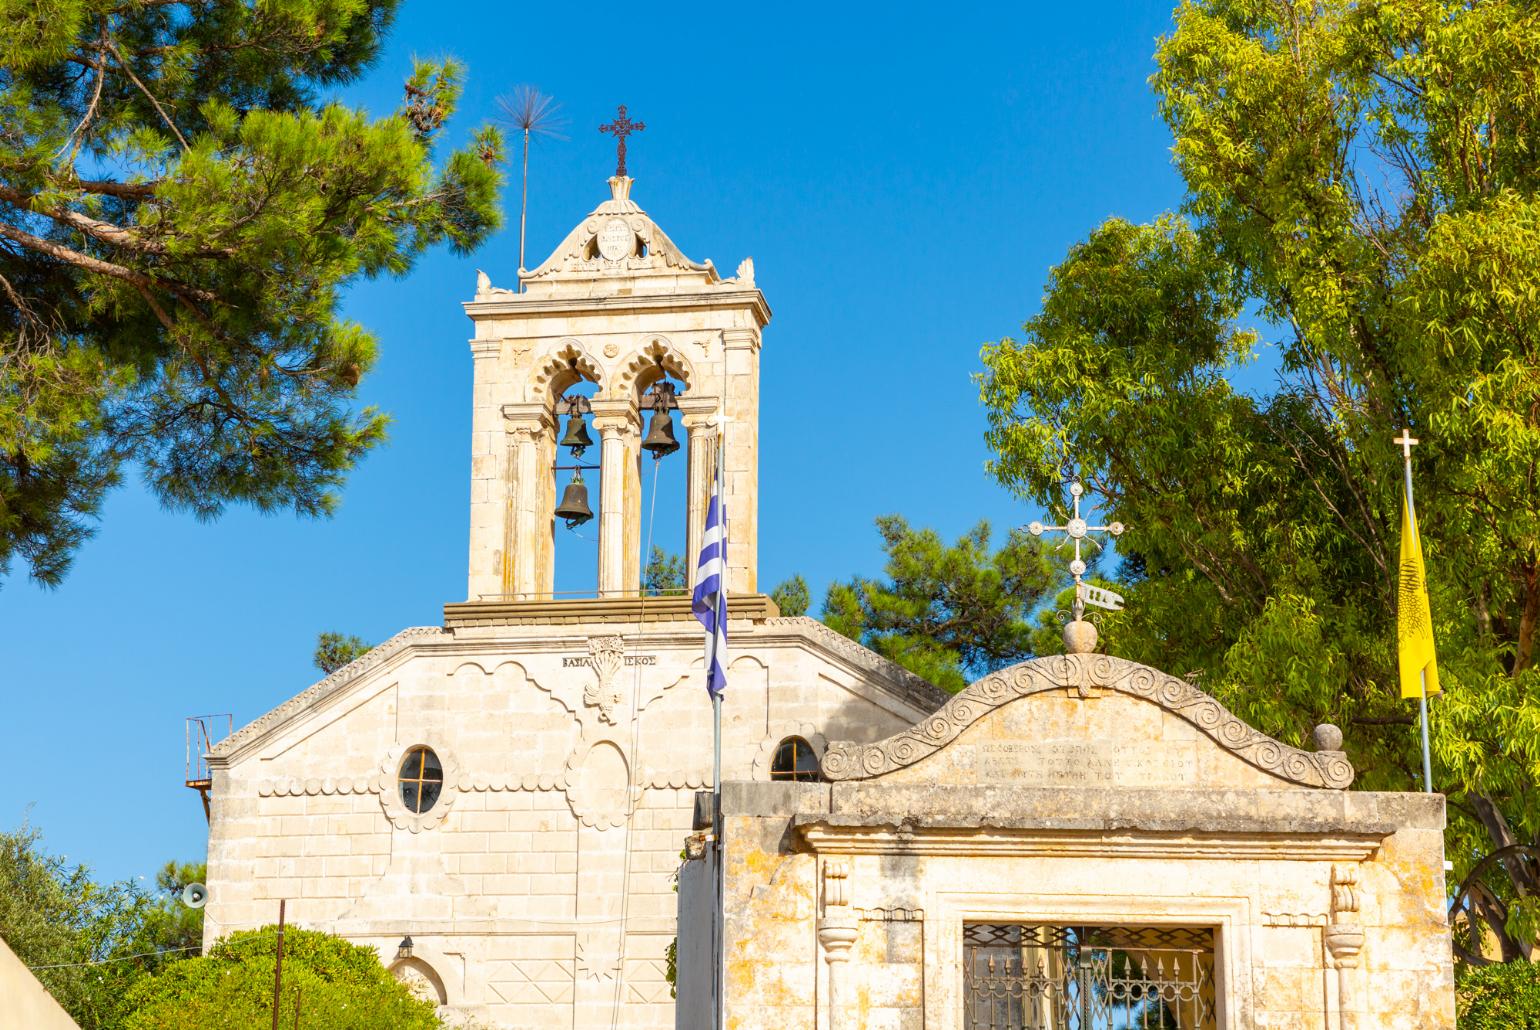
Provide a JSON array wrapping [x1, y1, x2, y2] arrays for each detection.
[[1028, 481, 1127, 619]]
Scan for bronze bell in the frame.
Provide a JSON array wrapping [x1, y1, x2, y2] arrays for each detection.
[[559, 411, 593, 453], [641, 409, 680, 457], [554, 472, 593, 527]]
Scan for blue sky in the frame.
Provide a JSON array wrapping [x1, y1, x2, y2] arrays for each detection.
[[4, 2, 1197, 882]]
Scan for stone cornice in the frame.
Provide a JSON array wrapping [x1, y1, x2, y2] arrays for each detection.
[[794, 821, 1385, 862], [463, 288, 771, 328], [443, 593, 779, 628], [821, 653, 1354, 789], [756, 617, 949, 715], [209, 626, 449, 762]]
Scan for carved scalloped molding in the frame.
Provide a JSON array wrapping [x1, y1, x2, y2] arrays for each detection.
[[528, 340, 602, 401], [610, 338, 695, 399], [258, 776, 376, 798], [821, 653, 1354, 790], [377, 741, 461, 832], [214, 626, 448, 759]]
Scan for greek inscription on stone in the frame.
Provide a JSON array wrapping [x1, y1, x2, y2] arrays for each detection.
[[973, 741, 1196, 786], [563, 655, 657, 668]]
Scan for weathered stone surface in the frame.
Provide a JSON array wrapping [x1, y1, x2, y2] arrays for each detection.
[[684, 657, 1458, 1029]]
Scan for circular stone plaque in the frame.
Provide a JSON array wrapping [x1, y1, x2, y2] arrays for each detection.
[[596, 218, 635, 261]]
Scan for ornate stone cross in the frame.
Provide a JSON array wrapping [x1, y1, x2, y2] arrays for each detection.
[[599, 104, 645, 178], [1028, 481, 1127, 650]]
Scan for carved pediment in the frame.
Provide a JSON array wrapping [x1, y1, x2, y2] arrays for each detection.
[[521, 176, 723, 288], [821, 653, 1353, 791]]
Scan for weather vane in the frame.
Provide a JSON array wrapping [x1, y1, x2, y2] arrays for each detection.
[[599, 104, 645, 178], [1029, 481, 1128, 631]]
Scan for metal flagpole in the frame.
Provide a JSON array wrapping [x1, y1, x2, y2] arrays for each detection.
[[1398, 429, 1434, 794], [714, 352, 729, 1030]]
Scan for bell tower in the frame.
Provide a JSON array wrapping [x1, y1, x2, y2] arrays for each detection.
[[460, 174, 770, 606]]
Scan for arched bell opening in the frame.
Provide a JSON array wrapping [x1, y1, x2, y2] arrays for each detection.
[[551, 369, 601, 600], [634, 357, 689, 599]]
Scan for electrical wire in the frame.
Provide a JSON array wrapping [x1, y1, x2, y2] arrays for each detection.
[[27, 928, 282, 971]]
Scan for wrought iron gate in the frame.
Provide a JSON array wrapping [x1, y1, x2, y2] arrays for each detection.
[[963, 924, 1217, 1029]]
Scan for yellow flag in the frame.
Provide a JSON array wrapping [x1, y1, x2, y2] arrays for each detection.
[[1397, 496, 1441, 698]]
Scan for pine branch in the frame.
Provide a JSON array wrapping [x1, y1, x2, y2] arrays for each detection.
[[0, 220, 214, 303]]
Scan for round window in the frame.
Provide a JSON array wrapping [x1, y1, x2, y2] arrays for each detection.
[[770, 736, 821, 782], [398, 746, 444, 814]]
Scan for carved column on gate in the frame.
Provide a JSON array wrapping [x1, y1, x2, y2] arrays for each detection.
[[678, 396, 720, 590], [590, 400, 640, 597], [818, 859, 859, 1030], [1326, 864, 1365, 1030]]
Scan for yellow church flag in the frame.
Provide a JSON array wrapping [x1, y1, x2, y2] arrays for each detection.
[[1397, 496, 1441, 699]]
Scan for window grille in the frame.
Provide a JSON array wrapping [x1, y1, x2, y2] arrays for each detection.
[[963, 923, 1217, 1029]]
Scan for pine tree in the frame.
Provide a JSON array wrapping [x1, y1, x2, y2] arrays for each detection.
[[0, 0, 504, 585]]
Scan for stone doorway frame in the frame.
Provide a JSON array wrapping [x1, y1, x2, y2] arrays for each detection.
[[924, 890, 1252, 1029]]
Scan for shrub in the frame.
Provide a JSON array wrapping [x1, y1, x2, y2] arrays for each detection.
[[121, 926, 441, 1030], [1458, 961, 1540, 1029]]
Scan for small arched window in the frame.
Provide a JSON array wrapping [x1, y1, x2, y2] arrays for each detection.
[[770, 736, 821, 782], [398, 746, 444, 814]]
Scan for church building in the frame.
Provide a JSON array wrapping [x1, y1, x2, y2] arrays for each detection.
[[201, 170, 947, 1028]]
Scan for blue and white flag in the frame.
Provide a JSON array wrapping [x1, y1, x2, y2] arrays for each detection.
[[692, 464, 728, 699]]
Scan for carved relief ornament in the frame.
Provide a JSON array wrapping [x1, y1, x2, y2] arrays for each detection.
[[820, 653, 1355, 789]]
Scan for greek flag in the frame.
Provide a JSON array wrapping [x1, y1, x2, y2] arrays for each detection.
[[692, 464, 728, 698]]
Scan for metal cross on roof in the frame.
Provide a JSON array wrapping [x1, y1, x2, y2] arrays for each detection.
[[1028, 481, 1127, 620], [599, 104, 645, 178]]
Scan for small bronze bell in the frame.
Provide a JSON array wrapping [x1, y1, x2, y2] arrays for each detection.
[[641, 409, 679, 457], [559, 411, 593, 453], [554, 472, 593, 527]]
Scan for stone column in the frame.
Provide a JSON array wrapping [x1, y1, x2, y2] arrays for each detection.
[[500, 404, 554, 601], [819, 859, 859, 1030], [590, 400, 641, 597], [721, 328, 760, 595], [678, 396, 720, 590], [1326, 864, 1365, 1030], [465, 339, 503, 601]]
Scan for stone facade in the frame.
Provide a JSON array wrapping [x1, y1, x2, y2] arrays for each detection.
[[203, 177, 951, 1028], [682, 653, 1458, 1029]]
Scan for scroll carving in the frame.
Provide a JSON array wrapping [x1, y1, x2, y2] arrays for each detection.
[[821, 653, 1355, 789]]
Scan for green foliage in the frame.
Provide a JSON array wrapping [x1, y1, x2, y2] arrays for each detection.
[[313, 631, 372, 674], [1458, 961, 1540, 1028], [644, 546, 687, 596], [0, 824, 205, 1028], [823, 516, 1058, 692], [0, 824, 150, 1026], [769, 574, 810, 617], [121, 926, 443, 1030], [979, 0, 1540, 958], [0, 0, 504, 587]]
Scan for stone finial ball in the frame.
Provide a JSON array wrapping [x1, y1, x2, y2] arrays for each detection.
[[1063, 619, 1098, 655], [1312, 723, 1344, 752]]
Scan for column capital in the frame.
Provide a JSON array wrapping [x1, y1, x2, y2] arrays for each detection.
[[590, 398, 641, 437], [1325, 924, 1365, 967], [817, 918, 859, 962], [677, 394, 720, 430], [501, 401, 554, 431]]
